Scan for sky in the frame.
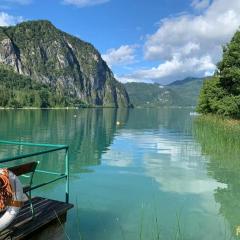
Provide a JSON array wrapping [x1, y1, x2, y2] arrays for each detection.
[[0, 0, 240, 84]]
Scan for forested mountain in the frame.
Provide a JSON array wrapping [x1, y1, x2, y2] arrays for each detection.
[[125, 77, 204, 107], [0, 20, 130, 108]]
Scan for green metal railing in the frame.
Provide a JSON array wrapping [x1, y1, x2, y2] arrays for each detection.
[[0, 140, 70, 203]]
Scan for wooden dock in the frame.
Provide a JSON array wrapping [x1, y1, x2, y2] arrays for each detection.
[[0, 197, 73, 240]]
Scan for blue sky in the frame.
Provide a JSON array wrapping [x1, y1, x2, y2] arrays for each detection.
[[0, 0, 240, 84]]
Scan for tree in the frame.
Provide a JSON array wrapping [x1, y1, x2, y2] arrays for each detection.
[[218, 31, 240, 95], [197, 30, 240, 118], [39, 89, 50, 108]]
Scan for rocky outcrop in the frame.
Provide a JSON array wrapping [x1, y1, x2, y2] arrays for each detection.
[[0, 20, 131, 107]]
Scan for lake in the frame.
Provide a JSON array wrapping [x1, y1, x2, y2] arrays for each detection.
[[0, 108, 239, 240]]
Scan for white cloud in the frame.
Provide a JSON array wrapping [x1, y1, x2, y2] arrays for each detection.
[[102, 45, 137, 67], [191, 0, 211, 10], [63, 0, 109, 7], [118, 55, 215, 84], [116, 74, 155, 83], [0, 12, 23, 26], [118, 0, 240, 84], [144, 0, 240, 62], [115, 75, 146, 83]]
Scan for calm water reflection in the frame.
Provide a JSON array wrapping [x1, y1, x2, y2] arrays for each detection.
[[0, 108, 239, 240]]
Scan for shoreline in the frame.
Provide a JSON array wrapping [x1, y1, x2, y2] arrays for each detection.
[[195, 114, 240, 128], [0, 106, 132, 110], [0, 107, 80, 110], [0, 106, 196, 110]]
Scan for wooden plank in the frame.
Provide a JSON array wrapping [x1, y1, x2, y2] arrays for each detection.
[[0, 197, 73, 240]]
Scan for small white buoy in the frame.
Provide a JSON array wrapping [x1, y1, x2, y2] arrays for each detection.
[[116, 121, 120, 125], [74, 115, 77, 118], [189, 112, 200, 116]]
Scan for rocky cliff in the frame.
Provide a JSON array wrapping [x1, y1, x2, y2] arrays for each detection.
[[0, 20, 130, 107]]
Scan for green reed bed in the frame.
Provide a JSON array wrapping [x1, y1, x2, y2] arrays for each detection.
[[193, 114, 240, 166], [194, 115, 240, 143], [193, 114, 240, 239], [193, 114, 240, 186]]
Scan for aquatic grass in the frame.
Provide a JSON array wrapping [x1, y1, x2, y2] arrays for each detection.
[[193, 114, 240, 167], [139, 202, 145, 240], [153, 216, 161, 240], [65, 199, 235, 240], [137, 201, 162, 240], [62, 197, 85, 240], [193, 114, 240, 240], [53, 209, 71, 240], [174, 212, 184, 240], [151, 211, 162, 240], [218, 218, 235, 240], [137, 201, 189, 240], [65, 207, 235, 240], [59, 205, 235, 240], [75, 198, 84, 240], [68, 197, 127, 240], [193, 114, 240, 140], [115, 216, 126, 240], [151, 197, 162, 240]]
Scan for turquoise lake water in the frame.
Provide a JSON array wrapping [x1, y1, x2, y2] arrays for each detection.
[[0, 108, 239, 240]]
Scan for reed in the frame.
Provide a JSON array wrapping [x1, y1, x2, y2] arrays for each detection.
[[193, 114, 240, 162]]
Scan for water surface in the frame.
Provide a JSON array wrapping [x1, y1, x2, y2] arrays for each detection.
[[0, 108, 239, 240]]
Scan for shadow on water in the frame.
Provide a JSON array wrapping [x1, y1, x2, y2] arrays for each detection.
[[193, 117, 240, 238], [0, 108, 129, 172], [0, 108, 130, 199]]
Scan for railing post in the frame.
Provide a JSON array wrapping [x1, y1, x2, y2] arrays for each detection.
[[65, 147, 69, 203], [0, 140, 71, 203]]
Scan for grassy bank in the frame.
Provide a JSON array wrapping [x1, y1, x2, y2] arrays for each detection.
[[194, 114, 240, 141], [193, 113, 240, 172], [192, 115, 240, 239]]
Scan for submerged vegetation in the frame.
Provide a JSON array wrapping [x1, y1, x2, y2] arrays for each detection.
[[193, 115, 240, 156], [193, 115, 240, 238], [197, 31, 240, 118]]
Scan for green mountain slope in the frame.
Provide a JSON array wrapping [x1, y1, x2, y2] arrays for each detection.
[[0, 20, 130, 108], [169, 77, 205, 106], [125, 77, 204, 107], [0, 65, 82, 108]]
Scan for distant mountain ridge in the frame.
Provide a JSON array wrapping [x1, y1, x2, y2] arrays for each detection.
[[168, 77, 203, 86], [0, 20, 130, 108], [125, 77, 205, 107]]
